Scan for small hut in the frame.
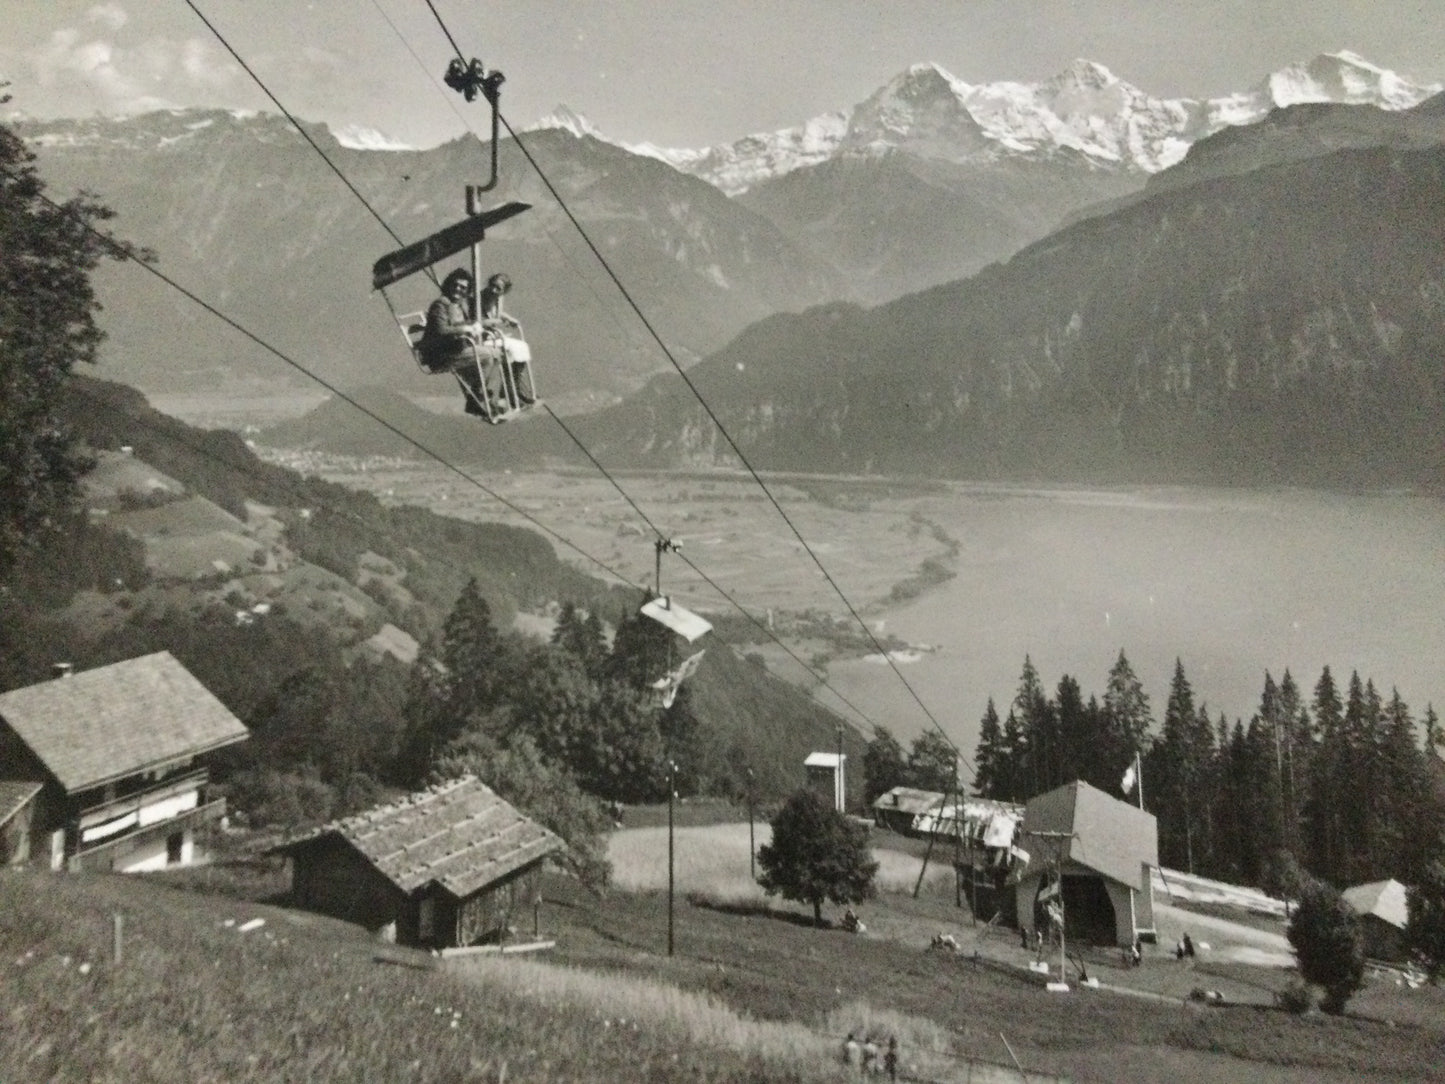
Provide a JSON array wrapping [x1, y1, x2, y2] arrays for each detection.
[[1343, 879, 1410, 962], [804, 752, 846, 812], [276, 776, 562, 949]]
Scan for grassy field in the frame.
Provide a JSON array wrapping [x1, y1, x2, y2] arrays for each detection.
[[0, 869, 845, 1084], [5, 837, 1444, 1083]]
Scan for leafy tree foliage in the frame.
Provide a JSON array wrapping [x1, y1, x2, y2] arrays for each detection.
[[0, 115, 125, 578], [1405, 860, 1445, 983], [433, 732, 612, 892], [863, 725, 907, 805], [906, 730, 959, 794], [756, 788, 878, 926], [1287, 876, 1365, 1014]]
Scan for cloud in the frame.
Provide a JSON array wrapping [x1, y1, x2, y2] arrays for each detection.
[[87, 4, 128, 32], [26, 26, 242, 116]]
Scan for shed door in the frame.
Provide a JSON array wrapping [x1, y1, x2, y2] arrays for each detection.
[[418, 896, 435, 942]]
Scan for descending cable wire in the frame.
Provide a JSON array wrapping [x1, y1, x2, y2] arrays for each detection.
[[502, 111, 968, 768], [11, 176, 641, 592], [539, 404, 880, 727], [418, 8, 970, 768], [183, 0, 437, 287], [366, 0, 653, 380], [183, 3, 947, 759]]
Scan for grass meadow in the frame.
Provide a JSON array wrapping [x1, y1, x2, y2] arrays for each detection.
[[6, 833, 1445, 1083], [607, 821, 954, 903], [0, 869, 844, 1084]]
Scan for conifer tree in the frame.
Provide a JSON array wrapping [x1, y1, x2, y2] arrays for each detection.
[[1306, 666, 1346, 881], [972, 701, 1003, 798], [1103, 650, 1153, 765]]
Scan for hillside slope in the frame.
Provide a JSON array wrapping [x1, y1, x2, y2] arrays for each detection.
[[578, 133, 1445, 487]]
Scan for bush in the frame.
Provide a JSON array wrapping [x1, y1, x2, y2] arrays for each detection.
[[1275, 979, 1313, 1014]]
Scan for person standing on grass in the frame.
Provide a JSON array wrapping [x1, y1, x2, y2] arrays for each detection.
[[842, 1032, 860, 1071], [884, 1036, 899, 1081], [862, 1035, 879, 1074]]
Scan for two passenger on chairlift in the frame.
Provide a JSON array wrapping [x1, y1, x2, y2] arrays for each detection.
[[420, 268, 535, 416]]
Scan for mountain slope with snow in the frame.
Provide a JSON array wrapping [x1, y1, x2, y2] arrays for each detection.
[[598, 51, 1441, 194]]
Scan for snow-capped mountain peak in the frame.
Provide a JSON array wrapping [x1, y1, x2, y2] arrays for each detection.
[[1263, 50, 1439, 110], [527, 104, 606, 140], [333, 124, 414, 152], [671, 51, 1441, 192]]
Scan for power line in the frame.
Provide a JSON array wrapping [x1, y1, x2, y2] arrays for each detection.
[[10, 177, 641, 591], [350, 3, 897, 734], [182, 0, 435, 287], [181, 3, 958, 761]]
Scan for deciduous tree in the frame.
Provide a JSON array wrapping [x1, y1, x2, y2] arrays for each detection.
[[1405, 860, 1445, 983], [0, 113, 125, 579], [757, 788, 878, 926]]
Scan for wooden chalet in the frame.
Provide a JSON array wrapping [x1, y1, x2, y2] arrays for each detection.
[[1014, 780, 1158, 947], [0, 652, 248, 872], [276, 775, 563, 950]]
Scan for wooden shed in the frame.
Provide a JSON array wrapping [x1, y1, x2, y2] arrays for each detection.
[[276, 776, 563, 950]]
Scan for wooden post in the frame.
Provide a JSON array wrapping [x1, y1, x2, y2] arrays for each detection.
[[112, 912, 123, 966], [746, 767, 756, 882]]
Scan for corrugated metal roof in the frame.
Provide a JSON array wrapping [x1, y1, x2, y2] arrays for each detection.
[[0, 652, 250, 793], [286, 776, 563, 899], [0, 780, 42, 829], [1343, 878, 1409, 929], [872, 786, 948, 816], [1023, 780, 1157, 888]]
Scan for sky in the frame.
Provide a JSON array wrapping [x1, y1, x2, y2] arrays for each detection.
[[2, 1, 1443, 150]]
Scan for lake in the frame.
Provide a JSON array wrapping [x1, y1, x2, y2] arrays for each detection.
[[804, 484, 1444, 765]]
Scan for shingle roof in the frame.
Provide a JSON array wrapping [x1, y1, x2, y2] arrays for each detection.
[[1023, 780, 1158, 888], [1343, 879, 1409, 930], [286, 776, 563, 899], [0, 652, 249, 793], [0, 781, 42, 830]]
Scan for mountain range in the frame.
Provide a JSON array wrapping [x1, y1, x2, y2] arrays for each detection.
[[18, 51, 1437, 405], [564, 98, 1445, 488]]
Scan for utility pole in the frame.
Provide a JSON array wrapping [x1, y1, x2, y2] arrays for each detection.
[[746, 766, 756, 882], [667, 758, 677, 957], [1025, 829, 1076, 987], [835, 724, 845, 813]]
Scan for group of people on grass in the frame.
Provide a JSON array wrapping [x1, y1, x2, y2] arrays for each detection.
[[841, 1032, 898, 1079]]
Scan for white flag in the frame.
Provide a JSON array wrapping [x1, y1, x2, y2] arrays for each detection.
[[1121, 759, 1137, 796]]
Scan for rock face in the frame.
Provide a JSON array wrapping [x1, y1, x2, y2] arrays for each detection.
[[576, 109, 1445, 488]]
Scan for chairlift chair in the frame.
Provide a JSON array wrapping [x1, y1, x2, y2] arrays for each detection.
[[395, 310, 538, 424]]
